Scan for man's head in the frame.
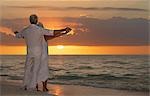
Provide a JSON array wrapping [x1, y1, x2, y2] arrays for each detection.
[[29, 14, 38, 24]]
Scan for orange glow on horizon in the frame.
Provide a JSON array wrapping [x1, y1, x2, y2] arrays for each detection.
[[0, 45, 149, 55]]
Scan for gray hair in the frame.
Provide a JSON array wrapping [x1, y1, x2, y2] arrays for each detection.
[[29, 14, 38, 24]]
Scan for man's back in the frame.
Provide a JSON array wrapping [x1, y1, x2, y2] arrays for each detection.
[[20, 24, 53, 56]]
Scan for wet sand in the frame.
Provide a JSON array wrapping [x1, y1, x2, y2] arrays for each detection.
[[0, 80, 149, 96]]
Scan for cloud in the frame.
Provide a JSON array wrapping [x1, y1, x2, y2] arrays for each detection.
[[0, 26, 14, 35], [6, 5, 148, 12], [101, 7, 148, 12], [0, 32, 24, 46], [0, 17, 149, 46]]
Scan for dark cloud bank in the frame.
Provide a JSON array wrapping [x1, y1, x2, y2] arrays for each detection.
[[6, 6, 148, 12], [0, 17, 149, 46]]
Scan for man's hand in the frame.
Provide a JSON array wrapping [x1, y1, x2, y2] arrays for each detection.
[[53, 27, 72, 37], [14, 31, 19, 34], [65, 27, 72, 34]]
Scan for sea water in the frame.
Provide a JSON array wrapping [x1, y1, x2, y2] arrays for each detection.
[[0, 55, 149, 91]]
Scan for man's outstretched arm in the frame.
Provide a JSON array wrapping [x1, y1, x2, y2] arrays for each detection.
[[14, 31, 24, 38], [53, 27, 71, 37], [43, 27, 71, 36]]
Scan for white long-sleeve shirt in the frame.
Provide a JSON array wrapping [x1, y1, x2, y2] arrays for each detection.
[[16, 24, 54, 89], [16, 24, 54, 57]]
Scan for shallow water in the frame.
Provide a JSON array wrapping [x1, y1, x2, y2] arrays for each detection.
[[0, 55, 149, 91]]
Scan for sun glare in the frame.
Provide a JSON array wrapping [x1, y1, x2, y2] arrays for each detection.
[[57, 45, 64, 49]]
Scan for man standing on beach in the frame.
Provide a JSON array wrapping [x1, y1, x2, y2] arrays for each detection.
[[14, 14, 71, 91]]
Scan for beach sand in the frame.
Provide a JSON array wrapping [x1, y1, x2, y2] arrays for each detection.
[[0, 80, 149, 96]]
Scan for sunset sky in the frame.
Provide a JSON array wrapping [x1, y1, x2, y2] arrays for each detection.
[[0, 0, 149, 55]]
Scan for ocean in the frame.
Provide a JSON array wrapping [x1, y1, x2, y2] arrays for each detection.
[[0, 55, 149, 91]]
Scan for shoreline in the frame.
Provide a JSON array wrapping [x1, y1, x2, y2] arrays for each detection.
[[0, 79, 149, 96]]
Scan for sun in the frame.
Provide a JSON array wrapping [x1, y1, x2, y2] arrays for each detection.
[[56, 45, 64, 49]]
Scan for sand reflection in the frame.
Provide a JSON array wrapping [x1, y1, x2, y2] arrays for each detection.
[[48, 85, 62, 96]]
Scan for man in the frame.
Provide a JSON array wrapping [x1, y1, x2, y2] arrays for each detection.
[[14, 14, 71, 91]]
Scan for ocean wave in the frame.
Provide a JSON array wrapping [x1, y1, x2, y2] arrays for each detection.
[[51, 75, 85, 80], [49, 67, 66, 71], [47, 73, 149, 91], [103, 61, 129, 64], [73, 66, 94, 70], [0, 74, 9, 76], [87, 74, 137, 80], [8, 76, 23, 80], [49, 74, 136, 81], [48, 76, 149, 92], [0, 66, 13, 69]]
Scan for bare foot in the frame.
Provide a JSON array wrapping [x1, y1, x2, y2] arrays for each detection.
[[42, 80, 49, 92], [36, 84, 40, 91], [23, 86, 27, 90], [24, 87, 27, 90], [43, 87, 49, 92]]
